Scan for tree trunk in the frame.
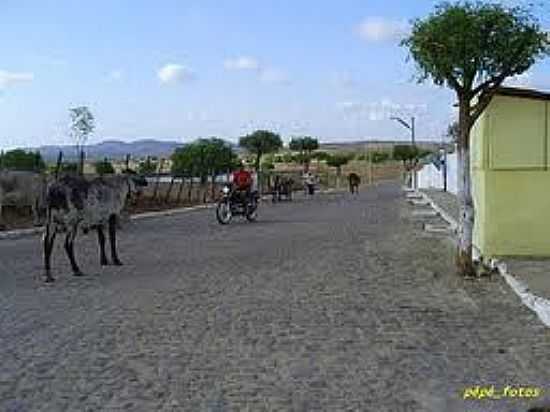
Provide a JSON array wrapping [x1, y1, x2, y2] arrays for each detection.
[[176, 177, 184, 203], [456, 103, 476, 277], [255, 153, 262, 172], [164, 177, 175, 203], [211, 174, 216, 201], [187, 178, 193, 203]]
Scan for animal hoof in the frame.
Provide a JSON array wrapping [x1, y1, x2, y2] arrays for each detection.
[[113, 260, 123, 266], [100, 260, 109, 266], [44, 276, 55, 283], [73, 271, 85, 277]]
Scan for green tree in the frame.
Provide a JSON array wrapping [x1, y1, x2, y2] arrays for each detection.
[[326, 153, 351, 188], [393, 145, 419, 167], [402, 1, 549, 276], [94, 159, 115, 175], [69, 106, 95, 174], [239, 130, 283, 171], [371, 151, 391, 164], [138, 156, 158, 175], [289, 136, 319, 172], [0, 149, 46, 172], [172, 138, 237, 201]]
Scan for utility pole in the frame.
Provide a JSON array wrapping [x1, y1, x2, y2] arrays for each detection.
[[390, 115, 417, 189]]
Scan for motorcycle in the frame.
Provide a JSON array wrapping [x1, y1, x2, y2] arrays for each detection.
[[216, 184, 259, 224]]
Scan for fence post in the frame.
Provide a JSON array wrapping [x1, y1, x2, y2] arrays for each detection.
[[152, 158, 164, 201]]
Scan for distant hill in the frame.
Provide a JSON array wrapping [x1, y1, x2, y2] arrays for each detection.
[[36, 139, 186, 162], [32, 138, 449, 163]]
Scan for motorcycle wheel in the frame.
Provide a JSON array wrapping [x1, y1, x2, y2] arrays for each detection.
[[216, 200, 232, 224]]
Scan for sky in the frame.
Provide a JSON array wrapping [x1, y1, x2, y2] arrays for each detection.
[[0, 0, 549, 149]]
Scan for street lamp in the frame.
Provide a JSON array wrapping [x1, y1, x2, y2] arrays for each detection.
[[389, 116, 415, 145], [390, 115, 417, 188]]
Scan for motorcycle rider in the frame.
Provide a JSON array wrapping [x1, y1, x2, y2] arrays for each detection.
[[231, 161, 253, 206]]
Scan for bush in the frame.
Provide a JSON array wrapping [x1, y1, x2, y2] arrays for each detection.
[[0, 149, 46, 172], [95, 159, 115, 175]]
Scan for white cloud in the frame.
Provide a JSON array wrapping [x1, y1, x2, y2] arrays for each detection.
[[224, 55, 290, 86], [356, 17, 409, 43], [223, 56, 261, 71], [0, 70, 34, 89], [157, 64, 195, 84], [259, 68, 291, 85], [107, 69, 123, 81], [503, 72, 532, 88], [338, 99, 427, 122]]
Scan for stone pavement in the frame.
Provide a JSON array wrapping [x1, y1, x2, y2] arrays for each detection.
[[1, 182, 550, 411], [421, 188, 550, 326]]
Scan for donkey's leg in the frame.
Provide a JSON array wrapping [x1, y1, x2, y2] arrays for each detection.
[[43, 224, 57, 282], [65, 226, 83, 276], [108, 215, 123, 266], [97, 226, 109, 266]]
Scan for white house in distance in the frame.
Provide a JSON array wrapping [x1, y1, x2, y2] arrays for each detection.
[[417, 147, 458, 194]]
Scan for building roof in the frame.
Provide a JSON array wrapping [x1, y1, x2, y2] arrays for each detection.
[[495, 87, 550, 102]]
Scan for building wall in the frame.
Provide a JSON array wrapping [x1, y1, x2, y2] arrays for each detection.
[[473, 94, 550, 257]]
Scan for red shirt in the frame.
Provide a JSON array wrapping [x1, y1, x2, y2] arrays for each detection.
[[232, 170, 252, 190]]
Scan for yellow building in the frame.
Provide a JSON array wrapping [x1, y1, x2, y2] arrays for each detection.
[[472, 87, 550, 257]]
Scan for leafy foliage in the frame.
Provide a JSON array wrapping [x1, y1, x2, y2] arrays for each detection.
[[289, 136, 319, 170], [311, 151, 330, 161], [402, 1, 549, 129], [171, 138, 237, 182], [138, 157, 158, 175], [94, 159, 115, 175], [325, 153, 351, 172], [239, 130, 283, 170], [0, 149, 46, 172], [393, 145, 420, 163]]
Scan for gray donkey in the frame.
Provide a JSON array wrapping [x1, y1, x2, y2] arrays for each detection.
[[42, 172, 147, 282]]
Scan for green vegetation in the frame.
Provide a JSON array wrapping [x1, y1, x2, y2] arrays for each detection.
[[289, 136, 319, 170], [239, 130, 283, 171], [402, 1, 549, 275], [0, 149, 46, 172], [94, 159, 115, 175], [138, 156, 158, 175], [171, 138, 237, 183]]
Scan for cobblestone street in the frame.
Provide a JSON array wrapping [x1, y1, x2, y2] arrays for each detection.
[[1, 182, 549, 411]]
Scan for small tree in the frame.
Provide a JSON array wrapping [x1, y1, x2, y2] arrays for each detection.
[[69, 106, 95, 175], [94, 159, 115, 175], [393, 145, 421, 187], [402, 1, 549, 275], [138, 156, 158, 175], [289, 136, 319, 172], [0, 149, 46, 172], [326, 153, 351, 188], [239, 130, 283, 172]]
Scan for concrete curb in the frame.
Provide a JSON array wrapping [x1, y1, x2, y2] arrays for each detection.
[[130, 204, 215, 221], [415, 188, 550, 328], [0, 227, 44, 240], [418, 191, 458, 233]]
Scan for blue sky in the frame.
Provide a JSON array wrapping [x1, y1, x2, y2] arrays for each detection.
[[0, 0, 549, 149]]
